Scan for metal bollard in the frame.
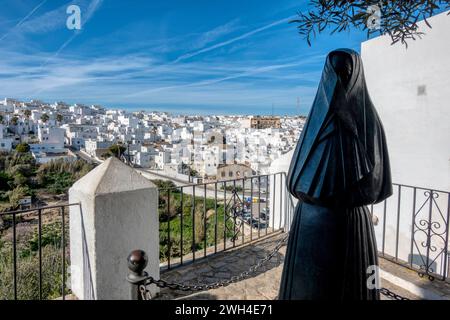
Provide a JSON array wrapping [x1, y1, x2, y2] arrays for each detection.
[[126, 250, 148, 300]]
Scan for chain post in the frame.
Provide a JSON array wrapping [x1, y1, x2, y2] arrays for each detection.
[[127, 250, 149, 300]]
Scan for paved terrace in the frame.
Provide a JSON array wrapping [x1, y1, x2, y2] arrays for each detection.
[[153, 232, 450, 300]]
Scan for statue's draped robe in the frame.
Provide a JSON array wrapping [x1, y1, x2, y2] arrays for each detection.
[[279, 49, 392, 300]]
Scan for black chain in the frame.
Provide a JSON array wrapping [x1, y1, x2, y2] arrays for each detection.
[[140, 234, 289, 295], [138, 233, 409, 301], [379, 287, 410, 300]]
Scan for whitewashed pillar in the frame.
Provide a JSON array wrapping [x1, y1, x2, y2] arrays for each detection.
[[69, 157, 159, 300], [269, 150, 297, 232]]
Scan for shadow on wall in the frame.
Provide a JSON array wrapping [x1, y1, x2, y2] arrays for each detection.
[[80, 207, 95, 300]]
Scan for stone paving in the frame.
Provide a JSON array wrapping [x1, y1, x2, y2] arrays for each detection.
[[155, 232, 424, 300], [157, 233, 285, 300], [380, 257, 450, 300]]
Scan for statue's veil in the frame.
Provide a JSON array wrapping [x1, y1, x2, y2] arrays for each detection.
[[287, 49, 392, 208]]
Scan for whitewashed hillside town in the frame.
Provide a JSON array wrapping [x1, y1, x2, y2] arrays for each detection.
[[0, 97, 305, 182]]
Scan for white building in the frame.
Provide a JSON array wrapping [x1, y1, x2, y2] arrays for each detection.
[[362, 10, 449, 192], [85, 139, 113, 158], [0, 98, 16, 113], [29, 126, 65, 154], [361, 11, 450, 276], [155, 150, 171, 169], [0, 124, 13, 152], [134, 151, 154, 168]]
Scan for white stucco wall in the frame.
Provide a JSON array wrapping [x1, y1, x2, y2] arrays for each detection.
[[361, 11, 450, 277], [69, 157, 160, 300], [269, 149, 297, 231], [361, 10, 450, 192]]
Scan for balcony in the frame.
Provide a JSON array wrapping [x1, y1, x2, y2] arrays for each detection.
[[0, 157, 449, 300]]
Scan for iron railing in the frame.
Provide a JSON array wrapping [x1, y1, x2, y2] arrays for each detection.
[[372, 183, 450, 281], [0, 203, 78, 300], [156, 172, 291, 271]]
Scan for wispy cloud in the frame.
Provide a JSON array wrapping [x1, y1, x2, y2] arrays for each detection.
[[39, 0, 104, 69], [192, 19, 240, 49], [173, 15, 296, 63], [126, 55, 323, 97], [0, 2, 329, 115], [0, 46, 322, 113], [0, 0, 48, 41]]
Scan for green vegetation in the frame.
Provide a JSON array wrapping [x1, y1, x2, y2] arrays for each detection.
[[221, 185, 243, 192], [0, 168, 236, 299], [0, 150, 93, 299], [154, 180, 235, 262], [35, 159, 94, 195], [0, 150, 95, 211], [40, 113, 49, 123], [101, 144, 126, 159], [0, 219, 69, 300], [15, 143, 30, 153]]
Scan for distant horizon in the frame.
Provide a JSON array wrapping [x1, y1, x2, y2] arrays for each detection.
[[2, 95, 310, 117]]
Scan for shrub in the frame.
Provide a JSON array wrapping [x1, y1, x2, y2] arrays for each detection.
[[15, 143, 30, 153], [0, 244, 68, 300], [0, 220, 69, 300], [6, 185, 29, 208]]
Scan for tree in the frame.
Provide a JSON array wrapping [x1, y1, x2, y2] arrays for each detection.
[[152, 179, 177, 190], [40, 113, 50, 123], [0, 115, 3, 124], [291, 1, 450, 47], [56, 114, 63, 123], [189, 168, 199, 177], [15, 143, 30, 153], [108, 144, 126, 158], [10, 116, 18, 126], [24, 110, 31, 119]]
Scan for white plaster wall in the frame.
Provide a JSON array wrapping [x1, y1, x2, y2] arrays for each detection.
[[94, 188, 159, 300], [269, 149, 297, 231], [69, 158, 160, 300], [361, 11, 450, 277], [361, 11, 450, 192]]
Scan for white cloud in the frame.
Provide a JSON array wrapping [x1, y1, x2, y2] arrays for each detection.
[[173, 15, 296, 63]]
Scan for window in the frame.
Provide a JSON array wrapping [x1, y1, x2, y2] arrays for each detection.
[[417, 85, 427, 96], [221, 172, 225, 177], [228, 171, 233, 177]]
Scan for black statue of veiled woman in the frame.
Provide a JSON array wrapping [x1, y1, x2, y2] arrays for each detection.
[[278, 48, 392, 300]]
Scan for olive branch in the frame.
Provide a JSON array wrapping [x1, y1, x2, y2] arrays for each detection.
[[291, 0, 450, 47]]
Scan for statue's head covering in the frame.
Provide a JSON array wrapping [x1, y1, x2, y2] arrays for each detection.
[[287, 48, 392, 208]]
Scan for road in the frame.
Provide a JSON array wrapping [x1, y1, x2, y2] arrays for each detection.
[[136, 169, 269, 201], [72, 149, 102, 165]]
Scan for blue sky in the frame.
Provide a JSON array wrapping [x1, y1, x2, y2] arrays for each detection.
[[0, 0, 371, 115]]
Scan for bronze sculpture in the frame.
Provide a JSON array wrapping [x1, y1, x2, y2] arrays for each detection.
[[279, 49, 392, 300]]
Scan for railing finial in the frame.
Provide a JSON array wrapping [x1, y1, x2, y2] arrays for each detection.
[[127, 249, 148, 276], [127, 250, 149, 300]]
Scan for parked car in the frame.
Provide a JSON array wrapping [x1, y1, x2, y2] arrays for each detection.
[[260, 212, 269, 221], [258, 222, 268, 229]]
